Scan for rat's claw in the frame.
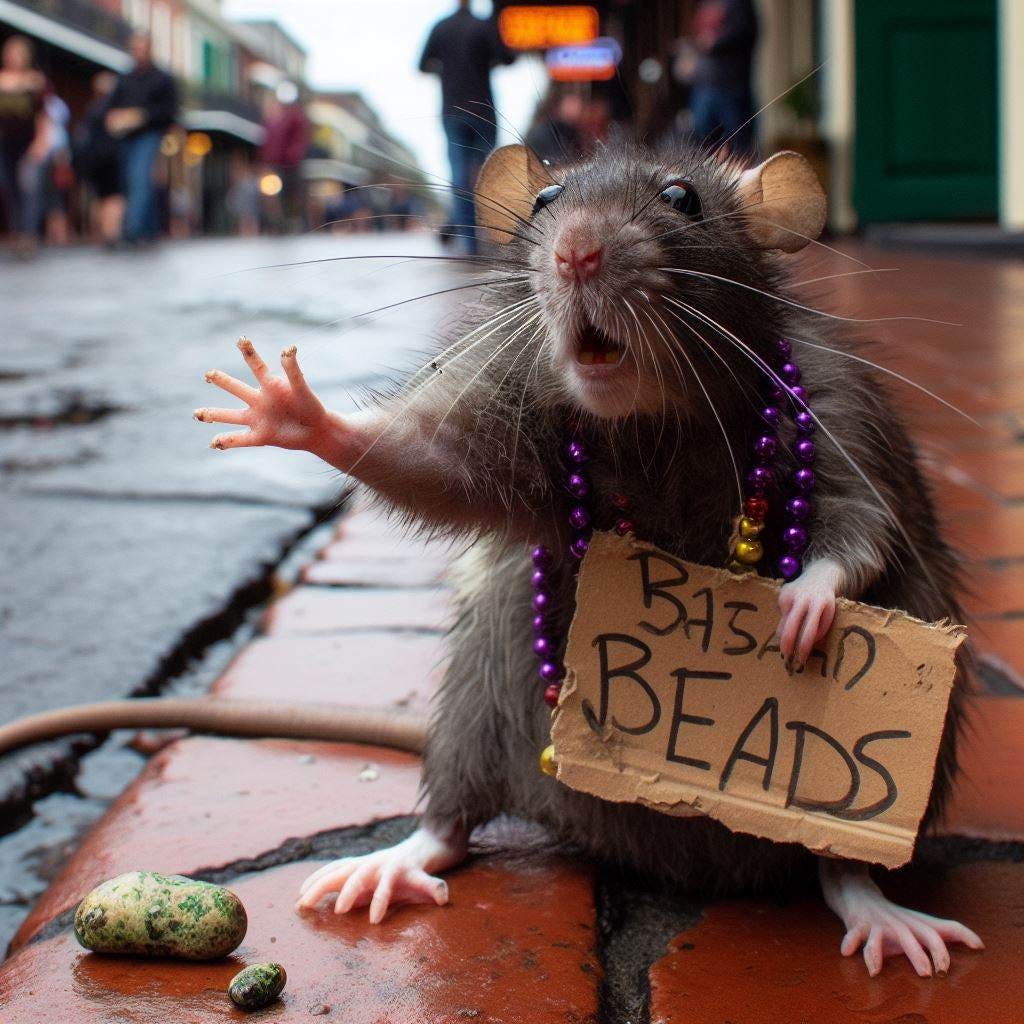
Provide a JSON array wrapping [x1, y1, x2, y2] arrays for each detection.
[[280, 345, 316, 400], [237, 337, 270, 384], [204, 368, 258, 404], [194, 406, 247, 425], [210, 430, 258, 450]]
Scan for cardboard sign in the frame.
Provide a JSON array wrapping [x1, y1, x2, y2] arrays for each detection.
[[550, 533, 965, 868]]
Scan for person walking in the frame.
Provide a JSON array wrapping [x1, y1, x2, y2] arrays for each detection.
[[0, 35, 47, 252], [687, 0, 758, 156], [76, 71, 123, 246], [419, 0, 513, 254], [258, 81, 310, 234], [106, 32, 178, 244]]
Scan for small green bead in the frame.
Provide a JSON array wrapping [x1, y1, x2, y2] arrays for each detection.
[[733, 538, 764, 565], [539, 744, 557, 777]]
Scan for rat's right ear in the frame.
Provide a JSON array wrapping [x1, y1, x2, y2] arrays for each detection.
[[735, 151, 826, 253], [475, 144, 549, 245]]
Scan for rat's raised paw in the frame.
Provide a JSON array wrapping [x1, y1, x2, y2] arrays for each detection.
[[295, 826, 467, 924], [777, 557, 845, 669], [196, 338, 336, 455]]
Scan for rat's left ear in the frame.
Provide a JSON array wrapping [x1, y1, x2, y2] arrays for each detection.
[[735, 151, 826, 253], [475, 144, 549, 245]]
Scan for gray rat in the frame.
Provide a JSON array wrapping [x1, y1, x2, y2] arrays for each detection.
[[177, 140, 977, 975]]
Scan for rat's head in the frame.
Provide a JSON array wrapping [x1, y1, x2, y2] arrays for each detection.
[[476, 142, 825, 420]]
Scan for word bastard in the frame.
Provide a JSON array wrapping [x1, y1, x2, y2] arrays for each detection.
[[551, 533, 965, 868]]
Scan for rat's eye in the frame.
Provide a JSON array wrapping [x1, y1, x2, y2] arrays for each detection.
[[532, 183, 564, 215], [659, 181, 702, 220]]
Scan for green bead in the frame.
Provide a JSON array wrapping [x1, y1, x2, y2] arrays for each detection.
[[539, 744, 558, 777], [739, 516, 764, 539]]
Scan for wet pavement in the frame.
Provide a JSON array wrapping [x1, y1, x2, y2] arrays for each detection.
[[2, 240, 1024, 1020], [0, 234, 461, 948]]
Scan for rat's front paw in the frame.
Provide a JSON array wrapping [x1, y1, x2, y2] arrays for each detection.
[[196, 338, 338, 456], [777, 558, 844, 669]]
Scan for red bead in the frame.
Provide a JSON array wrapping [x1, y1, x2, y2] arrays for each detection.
[[744, 496, 769, 520], [544, 683, 562, 708], [612, 492, 630, 510], [614, 518, 634, 536]]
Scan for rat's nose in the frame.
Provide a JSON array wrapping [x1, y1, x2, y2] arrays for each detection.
[[555, 244, 603, 283]]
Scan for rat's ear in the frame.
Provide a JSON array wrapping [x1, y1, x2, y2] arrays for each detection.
[[735, 151, 826, 253], [475, 144, 549, 244]]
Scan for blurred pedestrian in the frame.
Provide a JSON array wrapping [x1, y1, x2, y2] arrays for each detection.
[[26, 90, 74, 246], [227, 153, 260, 237], [419, 0, 514, 253], [0, 35, 47, 252], [75, 71, 123, 246], [526, 90, 585, 166], [259, 81, 310, 234], [686, 0, 758, 156], [106, 32, 178, 244]]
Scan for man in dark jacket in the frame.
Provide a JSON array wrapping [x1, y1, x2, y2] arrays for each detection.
[[107, 32, 178, 243], [419, 0, 513, 253]]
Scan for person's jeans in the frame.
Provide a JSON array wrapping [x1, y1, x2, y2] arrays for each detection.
[[443, 114, 496, 254], [690, 84, 755, 157], [120, 129, 163, 242]]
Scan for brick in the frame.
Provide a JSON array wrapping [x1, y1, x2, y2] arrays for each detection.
[[648, 863, 1022, 1024], [11, 737, 420, 950], [303, 552, 447, 587], [1, 856, 600, 1022], [971, 618, 1024, 688], [263, 585, 448, 635], [212, 632, 445, 710]]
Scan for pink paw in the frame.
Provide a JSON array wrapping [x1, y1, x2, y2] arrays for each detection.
[[839, 903, 984, 978], [777, 559, 843, 668]]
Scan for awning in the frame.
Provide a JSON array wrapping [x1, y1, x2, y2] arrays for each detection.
[[182, 110, 264, 146], [0, 0, 131, 72]]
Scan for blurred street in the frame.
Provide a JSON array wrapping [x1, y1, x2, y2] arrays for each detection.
[[0, 233, 458, 943]]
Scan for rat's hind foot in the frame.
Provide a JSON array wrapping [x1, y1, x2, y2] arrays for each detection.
[[295, 824, 468, 923], [820, 860, 983, 977]]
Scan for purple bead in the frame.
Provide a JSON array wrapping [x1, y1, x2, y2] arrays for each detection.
[[533, 636, 554, 657], [791, 385, 807, 404], [570, 536, 590, 559], [785, 496, 811, 521], [532, 614, 547, 634], [794, 467, 816, 492], [795, 411, 816, 435], [754, 434, 778, 459], [779, 362, 801, 386], [795, 439, 816, 463], [777, 338, 792, 358], [747, 465, 774, 491], [762, 405, 782, 427], [532, 591, 550, 613], [569, 505, 590, 530], [779, 554, 802, 580], [567, 473, 589, 498], [539, 661, 565, 682], [567, 440, 588, 464], [783, 525, 808, 552], [531, 546, 551, 569], [530, 569, 547, 590]]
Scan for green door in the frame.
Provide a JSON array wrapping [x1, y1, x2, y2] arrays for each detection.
[[853, 0, 998, 222]]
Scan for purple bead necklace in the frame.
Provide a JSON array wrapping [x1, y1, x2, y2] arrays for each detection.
[[533, 338, 816, 718], [729, 337, 817, 580]]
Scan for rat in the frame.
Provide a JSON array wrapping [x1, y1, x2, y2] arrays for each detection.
[[3, 140, 980, 978]]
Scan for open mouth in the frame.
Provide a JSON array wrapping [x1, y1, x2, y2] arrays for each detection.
[[574, 320, 626, 367]]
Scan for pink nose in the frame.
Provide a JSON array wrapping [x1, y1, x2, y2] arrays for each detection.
[[555, 245, 603, 283]]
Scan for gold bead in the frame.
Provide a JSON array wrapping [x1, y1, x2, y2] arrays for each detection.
[[539, 744, 558, 777], [738, 516, 764, 539], [733, 538, 764, 565]]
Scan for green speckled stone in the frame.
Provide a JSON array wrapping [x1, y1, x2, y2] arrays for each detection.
[[228, 962, 287, 1011], [73, 871, 247, 959]]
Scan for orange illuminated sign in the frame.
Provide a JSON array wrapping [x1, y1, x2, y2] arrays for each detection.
[[499, 5, 599, 51]]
